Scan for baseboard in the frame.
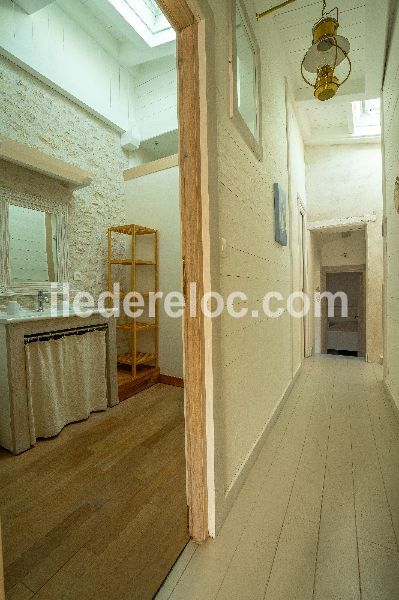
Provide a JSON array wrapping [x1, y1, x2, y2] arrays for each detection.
[[217, 363, 303, 531], [384, 379, 399, 416], [158, 374, 184, 388], [118, 367, 160, 401]]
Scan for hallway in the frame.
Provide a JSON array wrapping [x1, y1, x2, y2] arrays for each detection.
[[157, 357, 399, 600]]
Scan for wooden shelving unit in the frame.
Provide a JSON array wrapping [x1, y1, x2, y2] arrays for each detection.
[[108, 224, 159, 394]]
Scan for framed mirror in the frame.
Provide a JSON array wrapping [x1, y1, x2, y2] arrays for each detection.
[[0, 190, 69, 293], [229, 0, 263, 160]]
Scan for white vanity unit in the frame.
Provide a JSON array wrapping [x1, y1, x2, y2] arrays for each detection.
[[0, 136, 120, 455], [0, 309, 118, 455]]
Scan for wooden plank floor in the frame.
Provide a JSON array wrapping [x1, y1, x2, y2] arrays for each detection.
[[157, 357, 399, 600], [0, 384, 189, 600]]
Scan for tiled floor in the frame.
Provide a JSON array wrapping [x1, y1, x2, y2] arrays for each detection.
[[157, 356, 399, 600]]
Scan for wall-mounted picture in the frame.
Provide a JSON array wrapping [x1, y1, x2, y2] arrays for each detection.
[[274, 183, 288, 246]]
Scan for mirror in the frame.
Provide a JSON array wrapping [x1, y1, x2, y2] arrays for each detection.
[[0, 195, 68, 292], [236, 5, 257, 136], [230, 0, 262, 160], [9, 205, 58, 283]]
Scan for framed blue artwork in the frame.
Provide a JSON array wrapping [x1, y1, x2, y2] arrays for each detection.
[[274, 183, 288, 246]]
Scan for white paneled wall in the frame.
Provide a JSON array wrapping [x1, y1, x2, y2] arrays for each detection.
[[134, 55, 178, 141], [0, 0, 134, 131], [124, 167, 182, 379], [208, 0, 306, 529], [382, 6, 399, 405]]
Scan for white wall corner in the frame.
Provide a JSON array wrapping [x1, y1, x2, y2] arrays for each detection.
[[14, 0, 54, 14], [121, 128, 141, 152]]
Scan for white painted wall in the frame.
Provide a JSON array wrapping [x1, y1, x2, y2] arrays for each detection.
[[124, 166, 182, 379], [134, 55, 178, 142], [305, 143, 383, 364], [306, 144, 383, 221], [320, 230, 366, 267], [382, 6, 399, 405]]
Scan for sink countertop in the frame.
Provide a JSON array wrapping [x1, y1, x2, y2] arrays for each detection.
[[0, 308, 117, 325]]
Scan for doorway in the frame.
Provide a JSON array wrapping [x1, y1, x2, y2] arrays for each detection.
[[321, 267, 366, 358], [298, 200, 307, 359], [0, 0, 213, 597]]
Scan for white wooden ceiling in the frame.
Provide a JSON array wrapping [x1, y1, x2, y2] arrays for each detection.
[[57, 0, 176, 67], [271, 0, 366, 95], [255, 0, 391, 144]]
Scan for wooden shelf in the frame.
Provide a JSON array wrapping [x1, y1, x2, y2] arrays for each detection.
[[118, 352, 157, 367], [110, 260, 156, 266], [114, 291, 152, 299], [0, 135, 93, 190], [117, 322, 157, 332], [110, 225, 156, 235], [108, 223, 159, 380]]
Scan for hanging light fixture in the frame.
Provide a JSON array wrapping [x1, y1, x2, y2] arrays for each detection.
[[256, 1, 351, 102], [301, 1, 351, 101]]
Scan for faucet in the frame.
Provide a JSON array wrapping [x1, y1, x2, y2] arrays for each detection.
[[37, 290, 50, 312]]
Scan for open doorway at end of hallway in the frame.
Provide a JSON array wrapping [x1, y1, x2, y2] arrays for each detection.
[[322, 268, 366, 359]]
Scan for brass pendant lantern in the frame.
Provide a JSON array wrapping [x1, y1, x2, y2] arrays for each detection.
[[301, 4, 351, 101]]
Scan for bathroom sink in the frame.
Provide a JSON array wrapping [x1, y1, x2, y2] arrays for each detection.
[[0, 307, 116, 324]]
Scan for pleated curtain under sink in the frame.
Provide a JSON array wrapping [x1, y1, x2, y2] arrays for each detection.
[[25, 331, 108, 445]]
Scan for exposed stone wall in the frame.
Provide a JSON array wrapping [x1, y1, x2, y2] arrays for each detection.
[[0, 55, 128, 302]]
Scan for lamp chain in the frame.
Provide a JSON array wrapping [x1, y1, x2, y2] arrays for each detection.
[[322, 0, 327, 16]]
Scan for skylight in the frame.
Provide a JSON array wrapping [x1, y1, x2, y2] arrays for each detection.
[[352, 98, 381, 137], [108, 0, 175, 47], [141, 0, 162, 17]]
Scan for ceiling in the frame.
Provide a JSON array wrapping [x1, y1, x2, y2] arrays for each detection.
[[57, 0, 176, 68], [55, 0, 391, 145], [255, 0, 393, 145]]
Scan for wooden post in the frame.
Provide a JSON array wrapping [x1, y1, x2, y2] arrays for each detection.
[[132, 226, 137, 379], [148, 0, 211, 543], [154, 232, 159, 368]]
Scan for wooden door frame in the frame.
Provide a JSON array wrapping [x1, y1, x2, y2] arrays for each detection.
[[321, 265, 367, 357], [157, 0, 215, 544], [297, 197, 309, 359]]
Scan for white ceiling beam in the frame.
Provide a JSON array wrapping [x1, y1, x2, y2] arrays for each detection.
[[307, 214, 377, 232], [365, 0, 391, 98], [295, 78, 366, 104], [14, 0, 54, 14]]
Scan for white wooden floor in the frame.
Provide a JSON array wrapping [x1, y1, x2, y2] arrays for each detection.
[[157, 356, 399, 600]]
